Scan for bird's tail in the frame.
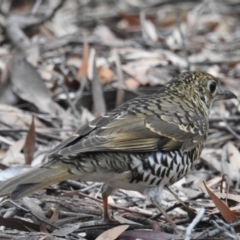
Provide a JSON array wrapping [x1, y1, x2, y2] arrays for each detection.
[[0, 160, 76, 200]]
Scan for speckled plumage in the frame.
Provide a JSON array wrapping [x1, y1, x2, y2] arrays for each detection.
[[0, 72, 236, 226]]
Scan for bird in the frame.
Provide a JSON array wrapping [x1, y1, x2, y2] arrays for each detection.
[[0, 72, 236, 231]]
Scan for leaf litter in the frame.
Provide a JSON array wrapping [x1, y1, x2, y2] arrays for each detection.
[[0, 0, 239, 239]]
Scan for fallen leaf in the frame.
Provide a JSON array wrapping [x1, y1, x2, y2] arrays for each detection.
[[98, 67, 114, 84], [49, 204, 60, 223], [38, 235, 50, 240], [122, 59, 162, 85], [0, 215, 40, 232], [23, 116, 36, 165], [52, 223, 81, 236], [96, 225, 129, 240], [2, 138, 26, 166], [66, 56, 81, 68], [94, 25, 124, 46], [144, 19, 158, 42], [39, 25, 54, 43], [22, 197, 47, 224], [158, 12, 186, 27], [9, 53, 64, 116], [225, 142, 240, 182], [214, 192, 240, 205], [125, 78, 140, 89], [0, 104, 44, 128], [204, 182, 238, 223], [120, 229, 179, 240], [78, 35, 89, 79], [119, 12, 140, 27]]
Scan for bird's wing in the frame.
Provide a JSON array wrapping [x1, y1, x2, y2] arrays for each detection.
[[145, 95, 209, 152], [49, 94, 208, 157]]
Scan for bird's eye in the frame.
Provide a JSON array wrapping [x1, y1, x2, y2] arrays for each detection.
[[209, 81, 217, 94]]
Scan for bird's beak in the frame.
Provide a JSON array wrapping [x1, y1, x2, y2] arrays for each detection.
[[215, 89, 237, 101]]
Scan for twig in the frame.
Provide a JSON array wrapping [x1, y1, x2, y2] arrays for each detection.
[[211, 219, 238, 239], [62, 190, 154, 218], [31, 0, 43, 14], [90, 48, 106, 116], [3, 207, 18, 218], [184, 208, 205, 240], [166, 186, 196, 217], [0, 0, 10, 17], [123, 214, 174, 233], [141, 0, 202, 8], [198, 218, 240, 239], [176, 12, 190, 71], [222, 118, 240, 140], [65, 180, 89, 189], [114, 50, 125, 107], [39, 0, 65, 23], [65, 180, 110, 196], [140, 11, 148, 44], [209, 116, 240, 122], [81, 183, 103, 193], [62, 82, 81, 120], [0, 128, 62, 141], [41, 34, 142, 53], [0, 135, 14, 145], [46, 208, 93, 219], [199, 218, 240, 239], [0, 199, 59, 230], [151, 192, 205, 220], [6, 0, 64, 50], [72, 35, 90, 112], [52, 68, 81, 120]]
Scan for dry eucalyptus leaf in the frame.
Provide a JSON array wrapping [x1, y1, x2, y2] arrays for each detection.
[[94, 25, 124, 46], [52, 1, 78, 37], [98, 67, 114, 84], [225, 142, 240, 182], [144, 19, 158, 42], [125, 78, 140, 89], [23, 117, 36, 165], [204, 183, 238, 223], [10, 53, 65, 117], [0, 104, 44, 128], [1, 138, 26, 166], [96, 225, 129, 240], [22, 197, 46, 224], [122, 59, 163, 85], [52, 223, 81, 236], [78, 36, 89, 79]]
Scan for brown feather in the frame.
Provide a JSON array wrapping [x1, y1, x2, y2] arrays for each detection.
[[54, 93, 208, 156]]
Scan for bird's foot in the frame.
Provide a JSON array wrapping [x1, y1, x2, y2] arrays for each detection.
[[102, 215, 119, 224]]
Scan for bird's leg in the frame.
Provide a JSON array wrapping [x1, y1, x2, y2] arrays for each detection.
[[102, 191, 110, 222], [151, 197, 179, 234], [102, 184, 116, 223], [166, 186, 188, 208]]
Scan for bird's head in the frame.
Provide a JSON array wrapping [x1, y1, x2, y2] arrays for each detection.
[[167, 72, 237, 111]]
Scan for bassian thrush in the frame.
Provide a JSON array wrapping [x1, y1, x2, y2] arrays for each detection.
[[0, 72, 236, 231]]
